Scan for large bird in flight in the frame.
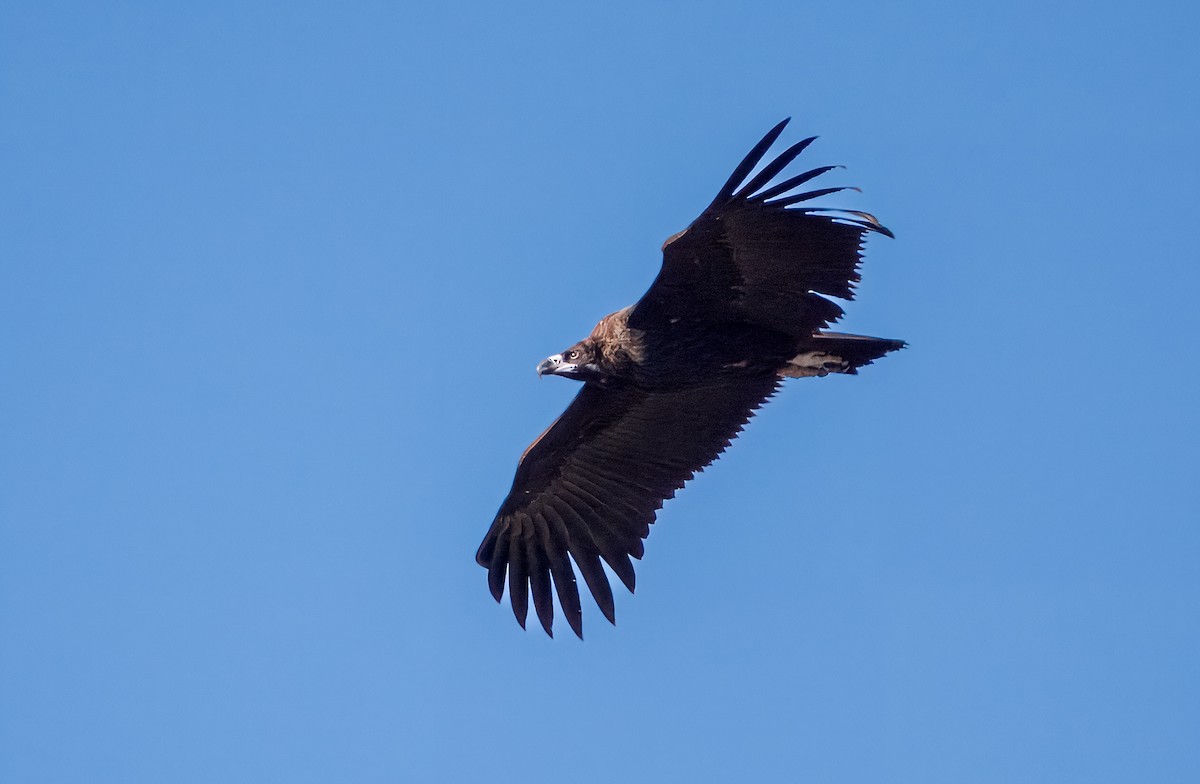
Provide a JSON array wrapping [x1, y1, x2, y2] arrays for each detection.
[[477, 119, 904, 638]]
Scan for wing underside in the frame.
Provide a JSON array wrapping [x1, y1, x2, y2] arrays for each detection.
[[477, 376, 780, 638], [632, 118, 892, 336]]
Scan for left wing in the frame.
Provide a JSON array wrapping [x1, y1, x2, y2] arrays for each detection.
[[477, 375, 780, 638], [631, 118, 892, 336]]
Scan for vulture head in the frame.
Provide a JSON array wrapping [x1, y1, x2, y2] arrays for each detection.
[[536, 339, 602, 382]]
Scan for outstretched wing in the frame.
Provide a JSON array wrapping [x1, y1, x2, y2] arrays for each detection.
[[476, 375, 780, 638], [631, 118, 892, 335]]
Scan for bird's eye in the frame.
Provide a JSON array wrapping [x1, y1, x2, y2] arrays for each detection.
[[567, 350, 579, 360]]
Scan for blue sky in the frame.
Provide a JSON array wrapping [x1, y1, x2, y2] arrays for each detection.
[[3, 2, 1198, 781]]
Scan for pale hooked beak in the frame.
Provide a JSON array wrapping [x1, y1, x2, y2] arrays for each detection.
[[536, 354, 565, 377]]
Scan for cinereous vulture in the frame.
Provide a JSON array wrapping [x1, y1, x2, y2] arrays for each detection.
[[477, 119, 904, 638]]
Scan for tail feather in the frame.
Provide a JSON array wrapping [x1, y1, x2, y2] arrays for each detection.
[[779, 332, 905, 378]]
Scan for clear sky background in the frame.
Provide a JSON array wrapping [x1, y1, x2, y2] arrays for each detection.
[[3, 2, 1198, 782]]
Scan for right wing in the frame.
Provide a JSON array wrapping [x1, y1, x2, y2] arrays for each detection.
[[476, 375, 781, 638]]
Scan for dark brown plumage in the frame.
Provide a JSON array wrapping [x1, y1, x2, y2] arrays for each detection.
[[476, 119, 904, 638]]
